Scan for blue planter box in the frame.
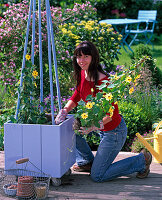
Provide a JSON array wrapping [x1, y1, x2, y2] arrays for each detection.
[[4, 115, 76, 178]]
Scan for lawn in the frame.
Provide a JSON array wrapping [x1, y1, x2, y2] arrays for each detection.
[[114, 34, 162, 72]]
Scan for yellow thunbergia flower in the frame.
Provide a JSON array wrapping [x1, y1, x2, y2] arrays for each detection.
[[114, 73, 119, 80], [86, 102, 93, 109], [25, 54, 31, 60], [105, 93, 113, 101], [81, 113, 88, 119], [34, 82, 37, 88], [136, 74, 141, 79], [32, 70, 38, 79], [76, 43, 80, 46], [109, 106, 114, 117], [126, 76, 132, 83], [129, 87, 134, 94]]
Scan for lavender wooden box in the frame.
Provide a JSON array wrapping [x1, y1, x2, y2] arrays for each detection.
[[4, 115, 75, 178]]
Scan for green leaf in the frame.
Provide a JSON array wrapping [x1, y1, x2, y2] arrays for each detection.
[[86, 95, 93, 101]]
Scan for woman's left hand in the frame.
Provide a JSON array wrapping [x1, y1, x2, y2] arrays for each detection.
[[78, 120, 104, 135], [78, 126, 98, 135]]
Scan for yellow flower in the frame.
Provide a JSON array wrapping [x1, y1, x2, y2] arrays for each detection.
[[114, 73, 119, 80], [136, 74, 141, 79], [91, 88, 94, 93], [87, 20, 95, 26], [105, 93, 113, 101], [32, 70, 38, 78], [118, 36, 122, 41], [69, 25, 75, 29], [129, 87, 134, 94], [81, 20, 86, 25], [100, 22, 107, 27], [86, 102, 93, 109], [85, 24, 93, 31], [109, 106, 114, 117], [81, 113, 88, 119], [34, 82, 37, 88], [25, 54, 31, 60], [95, 27, 100, 31], [61, 28, 67, 34], [98, 37, 104, 41], [76, 43, 80, 47], [106, 28, 113, 33], [126, 76, 132, 83]]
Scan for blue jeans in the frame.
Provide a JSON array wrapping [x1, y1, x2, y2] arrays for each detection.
[[76, 117, 146, 182]]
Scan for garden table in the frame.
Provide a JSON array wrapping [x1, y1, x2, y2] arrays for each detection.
[[99, 18, 146, 52]]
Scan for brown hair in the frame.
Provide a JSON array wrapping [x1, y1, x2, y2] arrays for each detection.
[[72, 41, 106, 87]]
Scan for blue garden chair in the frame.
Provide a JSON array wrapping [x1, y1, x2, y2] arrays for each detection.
[[125, 10, 157, 48]]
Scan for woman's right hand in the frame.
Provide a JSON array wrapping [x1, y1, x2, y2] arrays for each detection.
[[55, 108, 68, 125]]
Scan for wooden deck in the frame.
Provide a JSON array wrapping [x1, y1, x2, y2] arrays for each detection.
[[0, 151, 162, 200]]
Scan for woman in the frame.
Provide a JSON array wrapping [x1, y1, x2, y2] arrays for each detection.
[[55, 41, 152, 182]]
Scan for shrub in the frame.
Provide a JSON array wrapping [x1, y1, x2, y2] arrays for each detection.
[[57, 20, 121, 74], [0, 1, 121, 99], [118, 101, 150, 151], [130, 44, 162, 87]]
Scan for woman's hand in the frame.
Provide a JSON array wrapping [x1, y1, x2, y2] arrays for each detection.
[[55, 108, 68, 125], [78, 120, 104, 135]]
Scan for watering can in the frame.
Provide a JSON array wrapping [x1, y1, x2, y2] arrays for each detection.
[[136, 121, 162, 163]]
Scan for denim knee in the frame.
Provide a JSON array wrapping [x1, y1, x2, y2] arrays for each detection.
[[90, 172, 103, 182]]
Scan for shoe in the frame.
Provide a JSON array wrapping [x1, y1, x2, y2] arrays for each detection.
[[72, 162, 92, 172], [136, 149, 152, 179]]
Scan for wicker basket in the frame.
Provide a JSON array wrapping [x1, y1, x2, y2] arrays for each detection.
[[0, 158, 51, 199]]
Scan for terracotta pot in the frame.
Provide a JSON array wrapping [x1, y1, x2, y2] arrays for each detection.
[[17, 176, 35, 198]]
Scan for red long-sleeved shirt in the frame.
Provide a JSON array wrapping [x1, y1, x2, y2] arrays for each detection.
[[70, 70, 121, 131]]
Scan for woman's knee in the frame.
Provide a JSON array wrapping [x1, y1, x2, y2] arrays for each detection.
[[90, 172, 102, 182]]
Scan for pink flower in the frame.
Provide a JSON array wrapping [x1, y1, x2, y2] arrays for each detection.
[[120, 13, 126, 18], [111, 9, 119, 15], [5, 3, 9, 7]]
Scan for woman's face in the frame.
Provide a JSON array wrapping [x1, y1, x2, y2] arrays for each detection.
[[76, 52, 92, 71]]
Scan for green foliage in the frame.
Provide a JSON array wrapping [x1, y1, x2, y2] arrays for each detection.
[[153, 0, 162, 35], [16, 58, 49, 124], [57, 20, 121, 73], [131, 44, 162, 87], [131, 131, 154, 153], [0, 108, 15, 150], [75, 63, 141, 128], [83, 132, 100, 148], [119, 101, 150, 151]]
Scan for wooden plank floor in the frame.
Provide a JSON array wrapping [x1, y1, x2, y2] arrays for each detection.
[[0, 151, 162, 200]]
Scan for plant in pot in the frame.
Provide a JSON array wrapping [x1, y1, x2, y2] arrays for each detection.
[[4, 0, 75, 187], [73, 58, 149, 149]]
